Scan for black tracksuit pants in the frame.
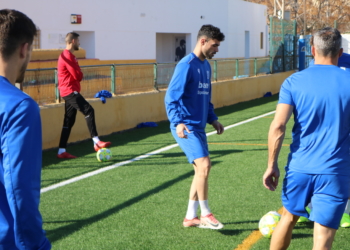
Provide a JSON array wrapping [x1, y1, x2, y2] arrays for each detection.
[[58, 92, 98, 148]]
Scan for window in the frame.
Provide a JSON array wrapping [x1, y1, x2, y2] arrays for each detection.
[[260, 32, 263, 49]]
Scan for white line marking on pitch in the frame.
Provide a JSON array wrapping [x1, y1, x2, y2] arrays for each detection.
[[41, 110, 276, 193]]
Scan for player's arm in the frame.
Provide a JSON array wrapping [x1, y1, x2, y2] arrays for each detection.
[[263, 103, 293, 191], [208, 102, 224, 134], [207, 79, 223, 134], [210, 120, 224, 135], [65, 52, 83, 81], [165, 63, 191, 138], [2, 99, 51, 249]]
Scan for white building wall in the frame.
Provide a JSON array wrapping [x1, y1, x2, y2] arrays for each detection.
[[342, 34, 350, 53], [1, 0, 267, 61], [228, 0, 268, 58]]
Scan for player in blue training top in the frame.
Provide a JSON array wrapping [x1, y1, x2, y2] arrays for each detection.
[[263, 27, 350, 250], [165, 25, 225, 230], [298, 52, 350, 228], [0, 9, 51, 250]]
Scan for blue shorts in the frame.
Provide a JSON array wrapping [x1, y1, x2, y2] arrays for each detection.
[[171, 129, 209, 164], [282, 170, 350, 229]]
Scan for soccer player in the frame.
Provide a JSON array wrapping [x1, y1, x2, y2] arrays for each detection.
[[165, 24, 225, 229], [57, 32, 111, 159], [0, 9, 51, 249], [263, 27, 350, 250], [298, 52, 350, 228]]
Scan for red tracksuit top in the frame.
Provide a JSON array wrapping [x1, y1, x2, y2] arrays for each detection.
[[57, 49, 83, 97]]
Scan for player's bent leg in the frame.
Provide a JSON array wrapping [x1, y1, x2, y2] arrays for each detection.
[[189, 169, 198, 201], [309, 174, 349, 248], [313, 223, 336, 250], [58, 101, 77, 148], [310, 174, 349, 229], [270, 207, 299, 250], [193, 157, 223, 230], [70, 93, 112, 151], [193, 156, 211, 201], [57, 101, 77, 158], [171, 131, 217, 228]]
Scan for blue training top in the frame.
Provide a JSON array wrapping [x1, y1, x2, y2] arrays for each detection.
[[0, 76, 51, 249], [279, 65, 350, 175], [339, 52, 350, 70], [164, 53, 218, 131]]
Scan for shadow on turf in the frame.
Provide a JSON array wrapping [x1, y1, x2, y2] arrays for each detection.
[[218, 223, 314, 238], [41, 148, 249, 188], [216, 220, 261, 235], [224, 220, 260, 225], [294, 222, 314, 230], [219, 229, 258, 236], [220, 139, 269, 143], [292, 233, 313, 239], [45, 170, 194, 243]]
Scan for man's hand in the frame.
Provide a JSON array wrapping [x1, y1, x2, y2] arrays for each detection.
[[176, 123, 191, 138], [211, 120, 224, 135], [263, 104, 292, 192], [263, 164, 280, 191]]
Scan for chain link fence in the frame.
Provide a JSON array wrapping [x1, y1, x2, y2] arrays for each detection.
[[23, 57, 273, 106], [269, 17, 297, 73]]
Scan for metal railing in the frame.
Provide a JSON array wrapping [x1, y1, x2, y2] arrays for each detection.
[[23, 57, 272, 106]]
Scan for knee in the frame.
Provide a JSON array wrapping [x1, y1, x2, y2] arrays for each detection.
[[196, 164, 211, 179], [282, 207, 299, 224], [86, 106, 94, 116]]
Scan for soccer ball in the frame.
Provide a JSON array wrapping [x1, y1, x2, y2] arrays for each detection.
[[96, 148, 112, 162], [259, 211, 281, 238]]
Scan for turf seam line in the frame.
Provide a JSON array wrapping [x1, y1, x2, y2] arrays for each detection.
[[41, 110, 276, 194]]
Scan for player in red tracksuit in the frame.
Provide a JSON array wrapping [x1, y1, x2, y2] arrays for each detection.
[[57, 32, 111, 159]]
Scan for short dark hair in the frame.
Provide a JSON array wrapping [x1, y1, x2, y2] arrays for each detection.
[[180, 39, 186, 46], [0, 9, 37, 60], [65, 32, 80, 44], [197, 24, 225, 42], [310, 27, 342, 58]]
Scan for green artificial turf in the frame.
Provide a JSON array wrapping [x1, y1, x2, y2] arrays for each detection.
[[40, 94, 350, 250]]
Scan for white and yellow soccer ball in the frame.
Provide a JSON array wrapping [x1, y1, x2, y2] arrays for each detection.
[[259, 211, 281, 238], [96, 148, 112, 162]]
